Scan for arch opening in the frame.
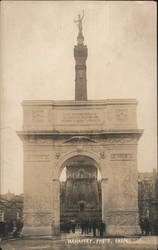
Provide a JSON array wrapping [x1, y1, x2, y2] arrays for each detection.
[[59, 155, 102, 233]]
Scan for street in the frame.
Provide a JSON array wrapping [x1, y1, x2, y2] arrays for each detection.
[[0, 234, 157, 250]]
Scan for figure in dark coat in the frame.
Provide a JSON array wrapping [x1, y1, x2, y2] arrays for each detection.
[[92, 220, 97, 237], [99, 221, 105, 237], [0, 221, 5, 239], [144, 217, 150, 235]]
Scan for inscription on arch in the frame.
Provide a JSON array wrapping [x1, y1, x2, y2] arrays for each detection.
[[111, 153, 134, 161]]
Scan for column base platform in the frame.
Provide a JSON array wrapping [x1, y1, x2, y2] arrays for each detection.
[[106, 225, 141, 236], [22, 226, 53, 236]]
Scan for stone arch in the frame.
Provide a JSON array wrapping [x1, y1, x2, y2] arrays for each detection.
[[56, 150, 102, 179], [57, 150, 103, 231]]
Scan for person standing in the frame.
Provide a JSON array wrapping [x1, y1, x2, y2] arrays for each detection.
[[139, 218, 145, 235], [0, 221, 3, 239], [71, 221, 76, 234], [81, 221, 85, 234], [92, 220, 97, 237], [8, 220, 14, 235], [99, 220, 105, 237], [144, 217, 150, 235], [0, 221, 5, 239], [4, 221, 9, 239]]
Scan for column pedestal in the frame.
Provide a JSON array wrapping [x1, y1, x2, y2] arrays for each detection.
[[22, 226, 52, 236]]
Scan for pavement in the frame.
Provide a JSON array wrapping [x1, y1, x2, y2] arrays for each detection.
[[0, 231, 157, 250]]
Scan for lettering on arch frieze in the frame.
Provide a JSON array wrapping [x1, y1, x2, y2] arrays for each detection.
[[111, 153, 134, 161], [25, 154, 50, 162], [27, 136, 52, 145]]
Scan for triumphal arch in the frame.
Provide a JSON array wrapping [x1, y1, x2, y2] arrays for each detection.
[[18, 15, 143, 236]]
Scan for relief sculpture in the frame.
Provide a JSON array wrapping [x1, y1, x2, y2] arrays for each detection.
[[123, 174, 137, 200], [25, 213, 52, 227], [115, 109, 128, 122], [106, 136, 138, 144], [25, 195, 51, 210], [109, 212, 137, 226], [100, 152, 105, 159], [32, 110, 44, 122]]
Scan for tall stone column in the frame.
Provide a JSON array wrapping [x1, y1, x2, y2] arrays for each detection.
[[74, 25, 87, 101]]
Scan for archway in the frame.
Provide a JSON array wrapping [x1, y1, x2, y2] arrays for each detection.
[[59, 155, 102, 234]]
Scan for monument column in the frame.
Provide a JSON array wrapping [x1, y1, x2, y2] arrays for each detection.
[[74, 11, 87, 101]]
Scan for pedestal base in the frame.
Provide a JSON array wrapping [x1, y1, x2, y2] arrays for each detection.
[[52, 223, 60, 236], [107, 225, 141, 236], [22, 226, 52, 236]]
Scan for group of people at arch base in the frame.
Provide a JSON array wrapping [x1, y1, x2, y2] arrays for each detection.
[[60, 219, 106, 237], [61, 218, 158, 237], [139, 217, 158, 236], [0, 219, 23, 240]]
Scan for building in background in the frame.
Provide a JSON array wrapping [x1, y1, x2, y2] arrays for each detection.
[[0, 192, 23, 221], [138, 169, 158, 234]]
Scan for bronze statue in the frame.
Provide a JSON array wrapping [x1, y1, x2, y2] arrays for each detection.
[[74, 10, 84, 33]]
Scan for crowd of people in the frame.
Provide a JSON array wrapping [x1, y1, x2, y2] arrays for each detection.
[[1, 217, 157, 240], [61, 218, 158, 237], [139, 217, 158, 235], [0, 219, 23, 240], [60, 219, 106, 237]]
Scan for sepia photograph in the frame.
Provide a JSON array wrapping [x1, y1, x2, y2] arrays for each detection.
[[0, 1, 157, 249]]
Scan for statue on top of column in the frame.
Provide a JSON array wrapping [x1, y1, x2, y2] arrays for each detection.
[[74, 10, 84, 33]]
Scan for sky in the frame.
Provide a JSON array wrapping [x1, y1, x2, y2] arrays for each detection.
[[0, 1, 157, 194]]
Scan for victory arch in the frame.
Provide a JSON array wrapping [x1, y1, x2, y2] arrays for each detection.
[[17, 16, 143, 236]]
